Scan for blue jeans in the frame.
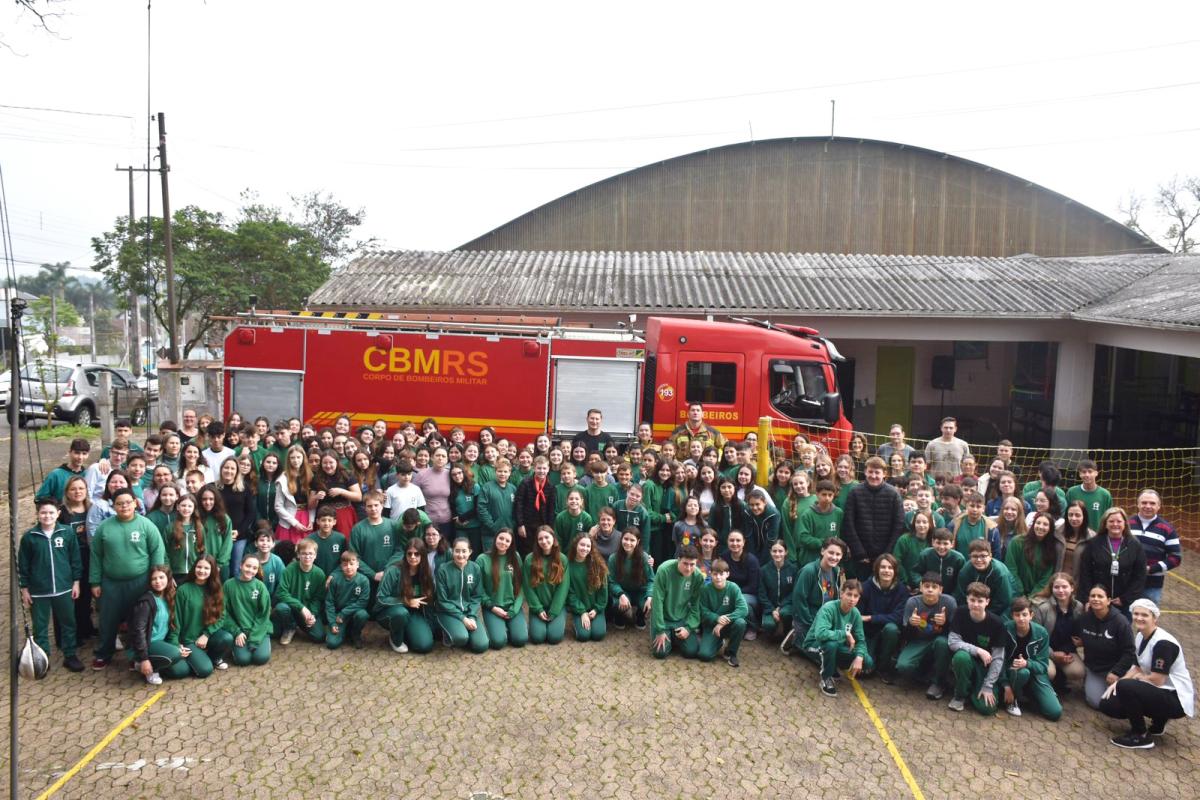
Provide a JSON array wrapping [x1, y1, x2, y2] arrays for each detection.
[[1141, 586, 1163, 606]]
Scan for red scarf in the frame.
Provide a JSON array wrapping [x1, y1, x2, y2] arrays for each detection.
[[534, 477, 547, 510]]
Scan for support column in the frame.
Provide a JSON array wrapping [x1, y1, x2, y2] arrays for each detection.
[[1051, 338, 1095, 451]]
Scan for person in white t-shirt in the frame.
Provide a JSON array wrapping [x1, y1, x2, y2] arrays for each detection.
[[385, 460, 426, 521], [201, 421, 235, 478]]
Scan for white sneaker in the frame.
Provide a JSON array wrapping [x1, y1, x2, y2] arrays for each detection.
[[1006, 702, 1022, 717], [114, 635, 125, 650], [214, 659, 228, 671], [145, 671, 162, 685], [280, 629, 295, 646], [390, 640, 409, 654]]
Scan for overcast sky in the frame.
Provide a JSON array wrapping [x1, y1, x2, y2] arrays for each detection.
[[3, 1, 1198, 279]]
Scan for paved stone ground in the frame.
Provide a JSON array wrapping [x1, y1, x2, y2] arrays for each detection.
[[2, 494, 1198, 799]]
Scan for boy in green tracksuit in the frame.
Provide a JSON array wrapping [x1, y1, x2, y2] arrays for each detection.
[[398, 507, 433, 548], [1065, 459, 1112, 532], [434, 538, 489, 654], [247, 527, 285, 600], [307, 506, 347, 578], [787, 539, 846, 649], [650, 545, 705, 660], [35, 438, 90, 503], [915, 529, 965, 597], [477, 460, 516, 552], [582, 461, 621, 519], [802, 580, 871, 697], [896, 572, 957, 699], [349, 492, 399, 602], [325, 551, 371, 650], [952, 493, 995, 558], [758, 540, 798, 641], [954, 540, 1016, 618], [89, 489, 166, 667], [793, 481, 842, 567], [699, 559, 748, 667], [997, 597, 1061, 721], [554, 464, 580, 512], [554, 490, 594, 551], [273, 538, 326, 645], [19, 499, 84, 672]]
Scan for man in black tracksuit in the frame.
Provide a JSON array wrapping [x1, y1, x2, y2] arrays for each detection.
[[840, 456, 905, 580]]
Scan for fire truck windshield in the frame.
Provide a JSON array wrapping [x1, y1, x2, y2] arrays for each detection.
[[769, 360, 829, 422]]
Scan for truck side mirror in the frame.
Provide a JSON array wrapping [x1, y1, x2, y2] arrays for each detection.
[[823, 392, 841, 425]]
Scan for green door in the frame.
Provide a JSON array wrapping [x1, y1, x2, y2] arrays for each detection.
[[875, 346, 914, 435]]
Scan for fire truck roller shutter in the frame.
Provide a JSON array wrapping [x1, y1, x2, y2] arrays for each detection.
[[229, 369, 303, 427], [552, 357, 641, 440]]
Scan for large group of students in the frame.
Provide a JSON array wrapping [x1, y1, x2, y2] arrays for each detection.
[[20, 405, 1193, 750]]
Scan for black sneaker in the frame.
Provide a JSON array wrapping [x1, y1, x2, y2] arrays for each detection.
[[1148, 721, 1167, 737], [879, 669, 895, 686], [1111, 733, 1154, 750], [64, 656, 85, 673], [612, 618, 627, 631], [634, 617, 647, 631], [726, 653, 739, 668], [820, 677, 837, 697]]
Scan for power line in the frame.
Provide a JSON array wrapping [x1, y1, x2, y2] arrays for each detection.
[[0, 103, 132, 119]]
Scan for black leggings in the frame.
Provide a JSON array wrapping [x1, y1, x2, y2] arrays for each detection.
[[1098, 678, 1186, 734]]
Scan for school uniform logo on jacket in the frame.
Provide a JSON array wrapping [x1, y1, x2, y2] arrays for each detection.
[[130, 531, 140, 542], [722, 597, 730, 607], [53, 537, 65, 548], [251, 588, 260, 600], [333, 544, 341, 553], [354, 586, 362, 595], [383, 535, 391, 547], [467, 575, 475, 585]]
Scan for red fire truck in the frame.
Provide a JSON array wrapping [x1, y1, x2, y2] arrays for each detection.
[[221, 312, 851, 452]]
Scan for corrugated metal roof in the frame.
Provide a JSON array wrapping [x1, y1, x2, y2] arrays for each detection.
[[309, 250, 1197, 328]]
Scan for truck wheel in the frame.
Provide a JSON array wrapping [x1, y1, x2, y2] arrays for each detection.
[[72, 405, 94, 428], [130, 406, 148, 427]]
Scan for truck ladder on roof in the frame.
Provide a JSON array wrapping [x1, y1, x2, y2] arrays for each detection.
[[212, 312, 644, 341]]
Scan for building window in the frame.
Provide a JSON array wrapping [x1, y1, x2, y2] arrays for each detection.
[[686, 361, 737, 405], [769, 360, 828, 421]]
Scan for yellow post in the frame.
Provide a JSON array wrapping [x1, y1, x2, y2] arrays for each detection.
[[757, 416, 771, 487]]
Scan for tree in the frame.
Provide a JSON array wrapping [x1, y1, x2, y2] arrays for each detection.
[[10, 262, 114, 313], [26, 295, 82, 361], [1119, 175, 1200, 254], [91, 204, 331, 359], [3, 0, 67, 53], [290, 191, 378, 270]]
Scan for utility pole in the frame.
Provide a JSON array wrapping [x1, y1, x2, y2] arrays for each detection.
[[48, 293, 56, 361], [89, 289, 97, 360], [157, 113, 178, 364], [126, 167, 141, 376]]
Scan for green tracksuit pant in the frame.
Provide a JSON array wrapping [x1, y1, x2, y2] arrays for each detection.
[[94, 575, 147, 661], [232, 636, 272, 667], [651, 621, 700, 660], [896, 638, 950, 683], [163, 630, 234, 679], [1008, 667, 1063, 721], [325, 609, 368, 650], [528, 609, 567, 645], [950, 650, 999, 715], [436, 611, 489, 654], [699, 619, 746, 661], [272, 603, 326, 644], [572, 612, 607, 642], [31, 593, 76, 658], [482, 608, 528, 649], [132, 639, 182, 675], [608, 587, 650, 626], [374, 605, 436, 653], [866, 623, 901, 672], [760, 611, 792, 638], [805, 642, 875, 679]]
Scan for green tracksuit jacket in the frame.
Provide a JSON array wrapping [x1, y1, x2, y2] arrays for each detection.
[[915, 547, 966, 595], [324, 571, 370, 626], [275, 561, 327, 616], [791, 560, 843, 634], [435, 559, 483, 620], [18, 524, 80, 597], [803, 599, 868, 657], [477, 481, 516, 536], [954, 560, 1016, 617], [203, 515, 234, 570], [164, 521, 201, 577], [758, 560, 798, 618], [700, 581, 748, 627], [893, 533, 929, 590], [174, 581, 226, 643], [615, 504, 650, 537]]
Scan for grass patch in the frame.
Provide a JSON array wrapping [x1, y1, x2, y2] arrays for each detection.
[[32, 424, 99, 442]]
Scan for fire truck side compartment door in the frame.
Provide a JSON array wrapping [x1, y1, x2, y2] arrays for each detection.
[[229, 369, 303, 426], [552, 357, 641, 438]]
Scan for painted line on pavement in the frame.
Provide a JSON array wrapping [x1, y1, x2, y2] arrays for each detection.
[[849, 677, 926, 800], [1159, 609, 1200, 615], [1168, 571, 1200, 593], [35, 689, 166, 799]]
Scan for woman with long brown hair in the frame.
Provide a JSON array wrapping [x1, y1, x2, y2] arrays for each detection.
[[477, 528, 527, 649], [566, 534, 609, 642], [523, 526, 568, 645], [274, 445, 315, 544], [167, 554, 233, 677]]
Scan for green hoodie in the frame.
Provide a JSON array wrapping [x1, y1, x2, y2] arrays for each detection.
[[650, 559, 704, 634], [324, 570, 370, 626], [614, 503, 649, 536], [1003, 534, 1057, 598], [222, 577, 272, 647], [892, 532, 929, 590], [275, 561, 326, 616], [476, 553, 523, 617], [522, 552, 569, 618], [435, 559, 483, 620], [89, 515, 166, 583], [164, 519, 201, 577], [18, 524, 80, 597], [305, 530, 347, 578], [477, 480, 516, 536], [700, 581, 748, 627], [758, 559, 798, 617], [790, 559, 843, 636], [566, 559, 607, 616], [802, 598, 867, 658], [583, 481, 621, 519], [794, 505, 843, 565], [174, 580, 226, 643], [954, 559, 1016, 617], [203, 514, 234, 571], [349, 518, 399, 577], [915, 546, 966, 595]]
